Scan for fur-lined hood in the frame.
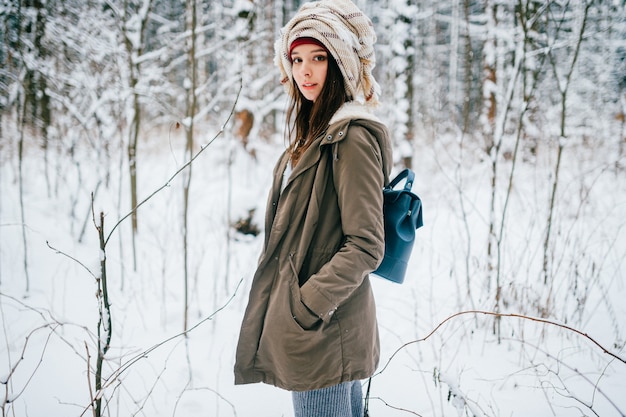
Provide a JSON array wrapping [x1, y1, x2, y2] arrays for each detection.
[[329, 101, 382, 125]]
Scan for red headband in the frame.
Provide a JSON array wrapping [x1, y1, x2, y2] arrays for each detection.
[[289, 37, 327, 60]]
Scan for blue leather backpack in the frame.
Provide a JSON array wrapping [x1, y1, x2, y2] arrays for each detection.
[[372, 169, 423, 284]]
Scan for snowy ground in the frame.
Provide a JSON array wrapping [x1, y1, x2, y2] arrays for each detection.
[[1, 118, 625, 416]]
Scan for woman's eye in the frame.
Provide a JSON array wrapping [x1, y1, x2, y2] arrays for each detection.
[[292, 57, 302, 64], [313, 55, 327, 62]]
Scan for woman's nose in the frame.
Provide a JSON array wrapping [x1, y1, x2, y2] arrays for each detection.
[[299, 62, 311, 77]]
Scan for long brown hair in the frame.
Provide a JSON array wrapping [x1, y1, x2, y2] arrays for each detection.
[[286, 54, 349, 166]]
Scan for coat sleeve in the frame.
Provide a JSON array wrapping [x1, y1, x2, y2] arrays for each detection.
[[300, 124, 386, 323]]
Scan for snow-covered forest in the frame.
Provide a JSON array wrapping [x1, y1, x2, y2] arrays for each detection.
[[1, 0, 625, 416]]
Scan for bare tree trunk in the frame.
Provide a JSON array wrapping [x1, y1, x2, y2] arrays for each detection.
[[461, 0, 474, 134], [125, 56, 140, 272], [95, 211, 112, 417], [32, 0, 52, 197], [482, 0, 498, 300], [482, 1, 516, 340], [182, 0, 199, 332], [403, 0, 417, 169], [542, 2, 590, 288], [122, 0, 154, 271], [449, 0, 460, 118], [117, 123, 127, 291], [18, 90, 30, 295]]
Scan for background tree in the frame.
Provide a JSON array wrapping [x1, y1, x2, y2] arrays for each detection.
[[120, 0, 154, 269]]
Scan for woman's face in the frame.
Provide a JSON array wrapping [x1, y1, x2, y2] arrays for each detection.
[[290, 43, 329, 103]]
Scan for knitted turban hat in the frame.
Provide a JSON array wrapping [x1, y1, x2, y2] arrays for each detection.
[[275, 0, 381, 105]]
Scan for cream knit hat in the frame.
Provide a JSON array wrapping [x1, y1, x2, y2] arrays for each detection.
[[275, 0, 381, 106]]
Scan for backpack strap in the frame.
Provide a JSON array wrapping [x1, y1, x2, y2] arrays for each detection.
[[386, 168, 415, 192], [364, 377, 372, 416]]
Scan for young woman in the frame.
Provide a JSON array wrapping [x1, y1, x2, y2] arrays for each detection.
[[234, 1, 393, 416]]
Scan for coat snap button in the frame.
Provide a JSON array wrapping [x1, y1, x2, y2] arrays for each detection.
[[338, 131, 343, 136], [326, 134, 332, 141]]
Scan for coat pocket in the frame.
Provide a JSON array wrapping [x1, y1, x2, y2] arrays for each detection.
[[289, 277, 321, 330]]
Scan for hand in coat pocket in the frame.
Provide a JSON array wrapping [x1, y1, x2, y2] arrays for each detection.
[[292, 299, 321, 330]]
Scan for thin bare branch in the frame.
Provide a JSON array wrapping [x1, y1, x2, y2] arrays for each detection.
[[45, 240, 97, 280], [376, 310, 626, 377], [84, 343, 96, 417], [104, 81, 243, 246], [78, 278, 243, 415]]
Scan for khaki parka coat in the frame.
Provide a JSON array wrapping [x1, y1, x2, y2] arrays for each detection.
[[234, 103, 393, 392]]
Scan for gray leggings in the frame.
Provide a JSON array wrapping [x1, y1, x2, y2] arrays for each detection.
[[292, 380, 364, 417]]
